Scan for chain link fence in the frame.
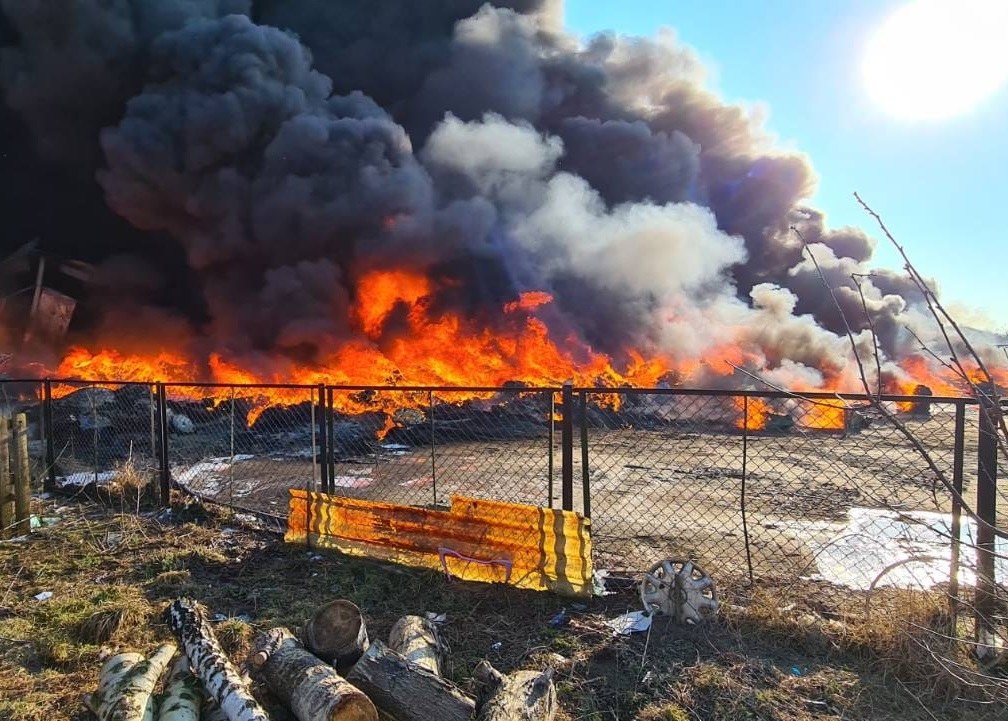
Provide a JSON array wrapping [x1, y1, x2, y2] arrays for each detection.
[[579, 390, 980, 596], [5, 377, 1004, 636]]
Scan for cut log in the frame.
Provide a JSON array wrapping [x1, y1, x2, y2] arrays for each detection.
[[303, 599, 369, 669], [85, 643, 177, 721], [473, 660, 556, 721], [387, 615, 444, 675], [165, 598, 271, 721], [345, 640, 475, 721], [248, 627, 377, 721], [157, 655, 202, 721]]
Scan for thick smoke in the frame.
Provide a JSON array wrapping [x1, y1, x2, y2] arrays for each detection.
[[0, 1, 992, 384]]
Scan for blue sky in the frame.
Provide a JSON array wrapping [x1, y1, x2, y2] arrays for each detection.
[[564, 1, 1008, 331]]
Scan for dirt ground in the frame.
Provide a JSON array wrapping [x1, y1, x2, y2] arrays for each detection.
[[165, 403, 1000, 597], [1, 497, 1004, 721]]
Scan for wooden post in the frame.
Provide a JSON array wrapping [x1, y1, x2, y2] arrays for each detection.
[[0, 417, 11, 539], [12, 413, 31, 536]]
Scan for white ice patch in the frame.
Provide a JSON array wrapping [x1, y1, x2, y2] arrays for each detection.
[[57, 470, 117, 488], [173, 455, 256, 496], [330, 475, 374, 488], [797, 507, 1007, 591]]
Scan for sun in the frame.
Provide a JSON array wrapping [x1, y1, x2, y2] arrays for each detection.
[[863, 0, 1008, 120]]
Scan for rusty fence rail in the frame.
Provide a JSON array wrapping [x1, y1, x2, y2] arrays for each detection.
[[2, 377, 1002, 634]]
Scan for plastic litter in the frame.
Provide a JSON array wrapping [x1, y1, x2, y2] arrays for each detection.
[[605, 610, 652, 636], [33, 591, 53, 602], [29, 515, 60, 529], [425, 612, 447, 624], [548, 608, 569, 628], [490, 641, 503, 652]]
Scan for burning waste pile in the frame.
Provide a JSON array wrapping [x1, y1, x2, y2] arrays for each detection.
[[1, 1, 1006, 397], [91, 597, 557, 721]]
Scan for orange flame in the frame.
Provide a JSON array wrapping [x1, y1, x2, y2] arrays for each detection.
[[35, 269, 1008, 432], [734, 397, 771, 430], [802, 401, 847, 430], [504, 291, 553, 314]]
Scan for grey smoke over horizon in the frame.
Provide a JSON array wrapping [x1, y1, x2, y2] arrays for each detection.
[[0, 0, 988, 386]]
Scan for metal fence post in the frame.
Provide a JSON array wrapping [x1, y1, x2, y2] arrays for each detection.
[[429, 390, 438, 505], [310, 387, 318, 490], [561, 381, 573, 511], [326, 386, 336, 492], [229, 386, 235, 513], [741, 395, 754, 584], [947, 401, 966, 622], [317, 384, 328, 494], [579, 391, 591, 518], [43, 379, 56, 493], [156, 383, 170, 507], [547, 391, 555, 508], [975, 386, 1000, 657]]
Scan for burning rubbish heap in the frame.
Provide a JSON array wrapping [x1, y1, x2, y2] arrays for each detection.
[[1, 2, 1006, 397]]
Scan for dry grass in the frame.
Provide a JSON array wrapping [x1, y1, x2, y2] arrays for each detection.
[[1, 495, 1005, 721]]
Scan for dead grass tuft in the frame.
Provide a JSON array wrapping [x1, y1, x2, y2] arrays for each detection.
[[215, 618, 254, 660], [77, 600, 149, 645], [724, 585, 1007, 706]]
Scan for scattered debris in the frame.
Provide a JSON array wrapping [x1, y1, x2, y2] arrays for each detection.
[[33, 591, 53, 602], [547, 608, 569, 628], [605, 610, 652, 636]]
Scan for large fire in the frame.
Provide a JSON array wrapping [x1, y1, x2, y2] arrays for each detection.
[[16, 268, 1007, 428]]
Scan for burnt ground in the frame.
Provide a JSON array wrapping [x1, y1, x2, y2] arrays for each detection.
[[1, 496, 1005, 721]]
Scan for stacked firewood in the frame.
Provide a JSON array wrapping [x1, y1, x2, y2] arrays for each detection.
[[87, 598, 556, 721]]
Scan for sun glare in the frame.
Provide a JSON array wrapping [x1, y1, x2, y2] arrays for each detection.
[[863, 0, 1008, 120]]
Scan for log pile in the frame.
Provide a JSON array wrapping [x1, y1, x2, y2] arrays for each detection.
[[88, 597, 557, 721]]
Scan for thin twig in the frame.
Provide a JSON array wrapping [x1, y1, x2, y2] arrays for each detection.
[[852, 273, 883, 397]]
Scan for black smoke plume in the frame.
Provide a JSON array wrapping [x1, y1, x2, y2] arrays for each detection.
[[0, 1, 994, 384]]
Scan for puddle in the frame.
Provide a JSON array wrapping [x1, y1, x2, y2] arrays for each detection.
[[791, 507, 1007, 591]]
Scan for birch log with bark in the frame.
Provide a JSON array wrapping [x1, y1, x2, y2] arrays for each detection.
[[165, 598, 271, 721], [303, 600, 369, 669], [387, 616, 444, 675], [473, 661, 557, 721], [345, 641, 475, 721], [248, 627, 377, 721], [157, 655, 202, 721], [85, 643, 176, 721]]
